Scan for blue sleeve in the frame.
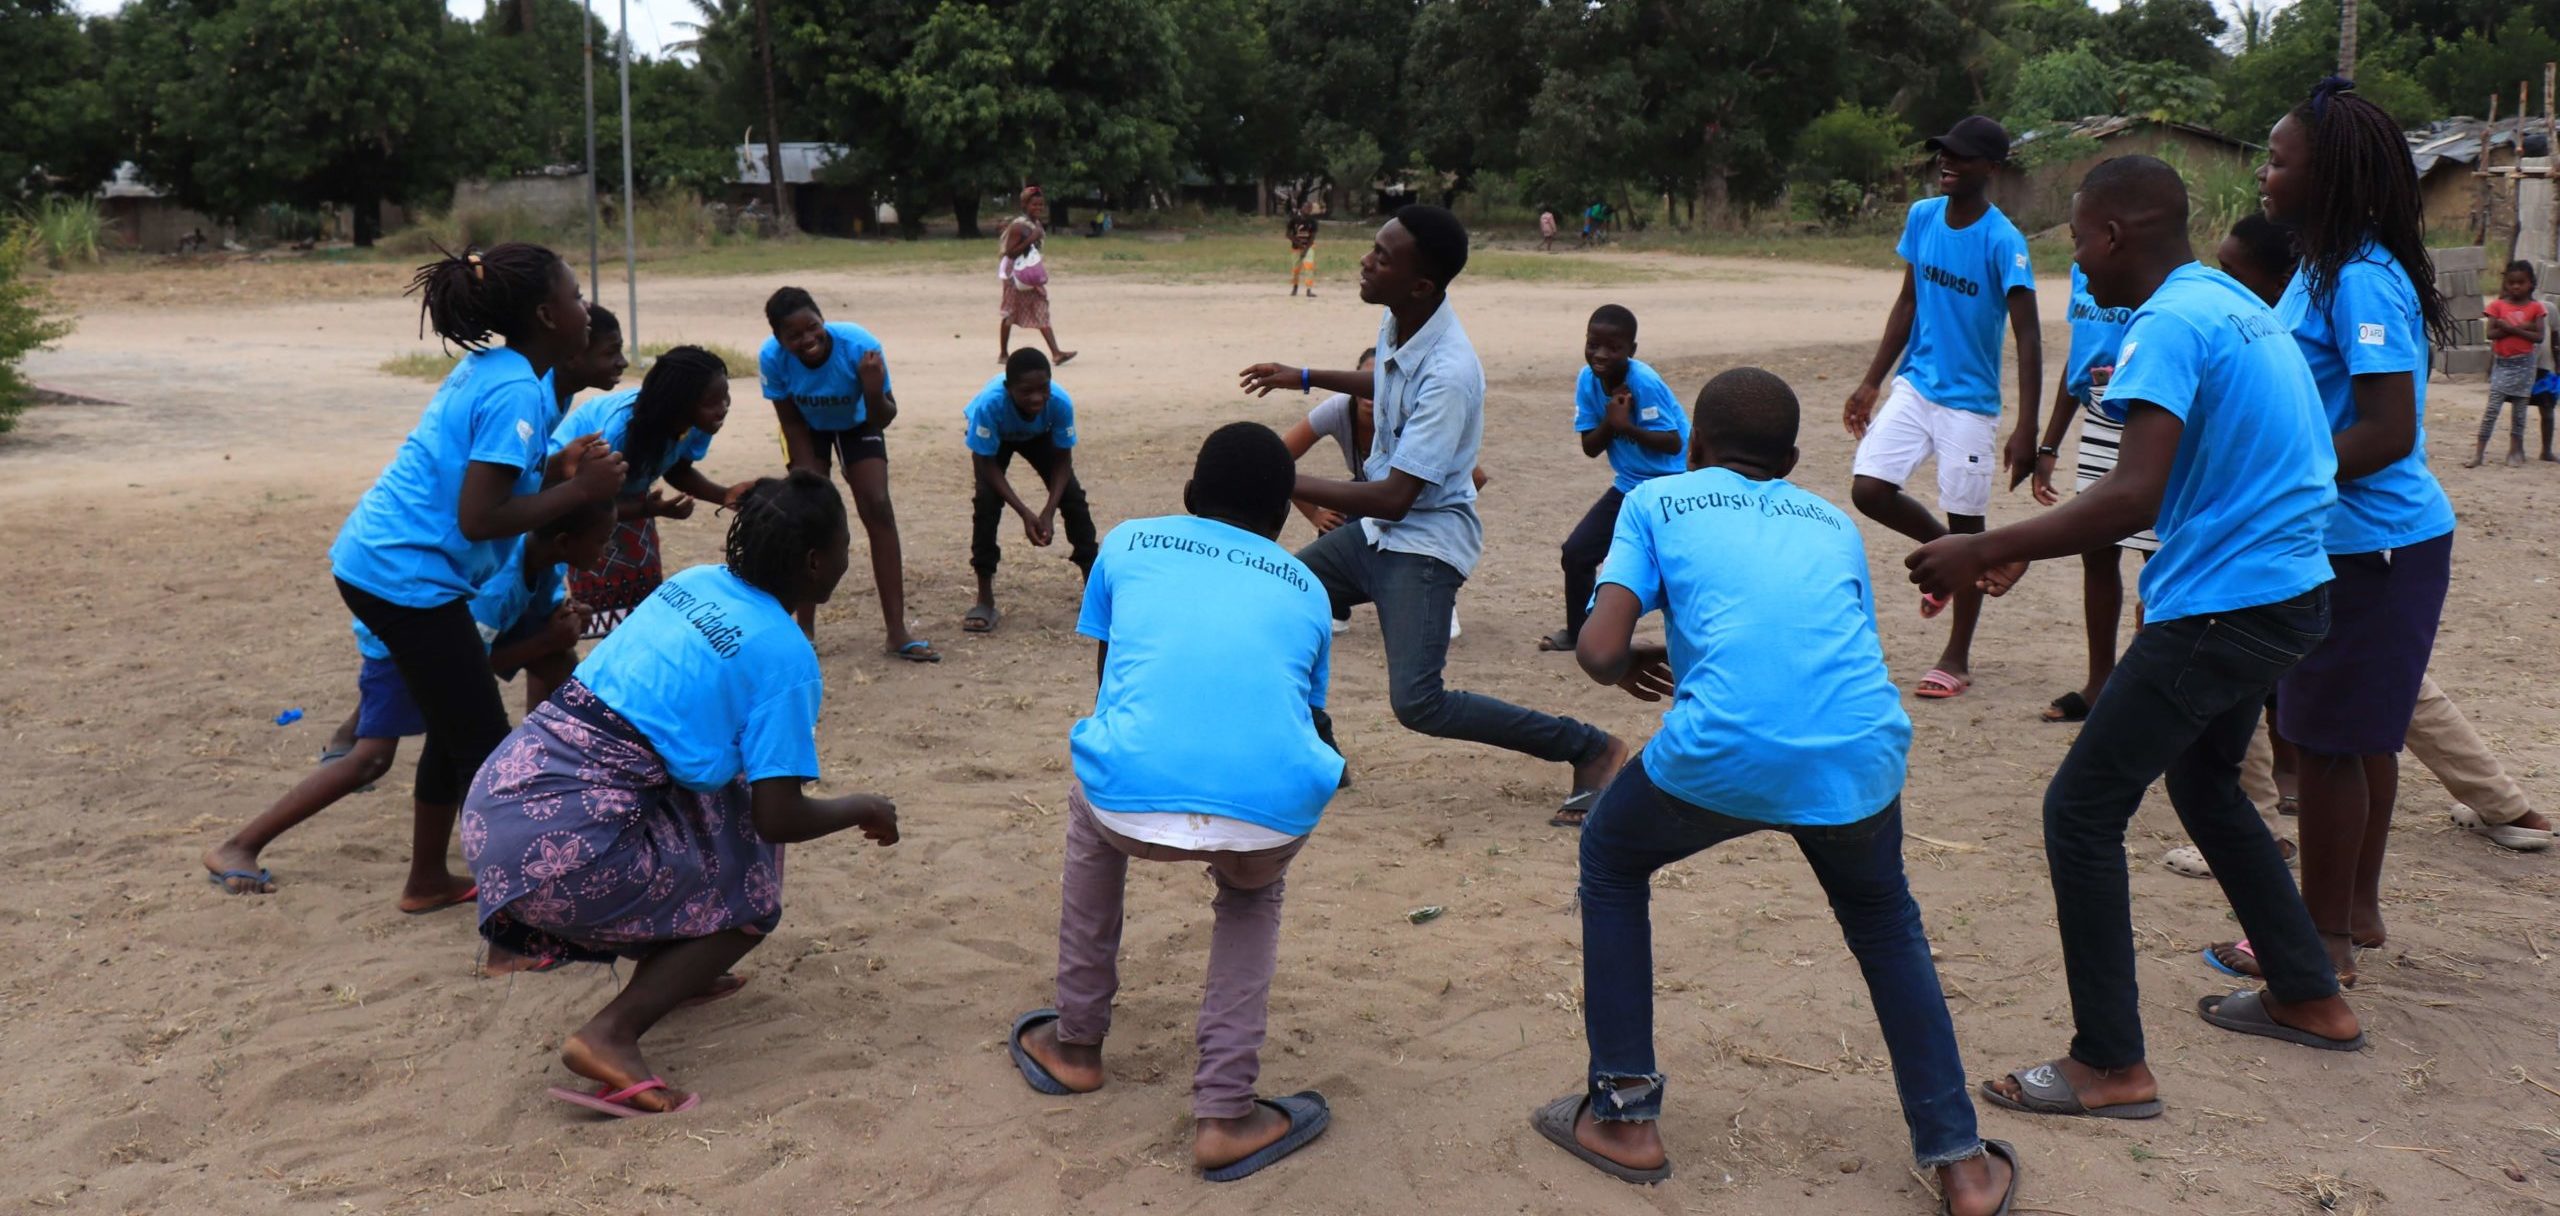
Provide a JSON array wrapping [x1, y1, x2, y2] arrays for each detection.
[[2102, 309, 2208, 426], [1384, 367, 1477, 486], [740, 678, 823, 783], [468, 379, 548, 472], [1592, 492, 1663, 614], [1050, 387, 1078, 448], [1631, 366, 1686, 435], [550, 398, 592, 455], [464, 555, 530, 646], [1573, 369, 1603, 434], [963, 391, 1002, 456], [758, 339, 787, 402], [2336, 262, 2428, 378], [1895, 202, 1925, 265], [1075, 530, 1116, 641], [682, 427, 714, 464], [1996, 222, 2035, 295]]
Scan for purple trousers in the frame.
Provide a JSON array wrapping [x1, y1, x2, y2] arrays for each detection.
[[1053, 785, 1304, 1119]]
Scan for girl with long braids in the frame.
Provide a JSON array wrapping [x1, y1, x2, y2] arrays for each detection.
[[464, 472, 901, 1117], [2207, 79, 2460, 987], [306, 243, 625, 914], [551, 345, 756, 636]]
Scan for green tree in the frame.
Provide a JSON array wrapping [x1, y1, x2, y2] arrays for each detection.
[[2005, 43, 2113, 126], [1403, 0, 1544, 198], [2415, 13, 2560, 123], [1263, 0, 1417, 195], [1164, 0, 1294, 188], [0, 3, 117, 201], [2098, 0, 2226, 73], [2219, 0, 2436, 140], [0, 227, 74, 434]]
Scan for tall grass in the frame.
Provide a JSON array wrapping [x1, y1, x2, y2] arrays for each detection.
[[378, 351, 459, 381], [21, 198, 105, 268], [382, 192, 734, 260]]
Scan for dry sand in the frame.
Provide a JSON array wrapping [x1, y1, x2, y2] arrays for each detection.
[[6, 247, 2559, 1214]]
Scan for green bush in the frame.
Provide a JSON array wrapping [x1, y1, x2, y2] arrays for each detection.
[[1808, 180, 1869, 229], [22, 197, 104, 268], [0, 227, 76, 433], [1797, 105, 1912, 191]]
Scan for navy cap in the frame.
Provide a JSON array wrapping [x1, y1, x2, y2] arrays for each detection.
[[1925, 115, 2012, 163]]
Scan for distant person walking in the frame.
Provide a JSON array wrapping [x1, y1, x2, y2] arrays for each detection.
[[1000, 186, 1077, 367]]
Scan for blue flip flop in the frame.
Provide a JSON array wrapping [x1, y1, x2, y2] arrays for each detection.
[[892, 639, 942, 663], [1008, 1008, 1075, 1096], [206, 867, 273, 894], [1202, 1091, 1330, 1183]]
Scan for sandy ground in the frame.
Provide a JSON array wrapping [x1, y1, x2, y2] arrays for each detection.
[[7, 247, 2560, 1215]]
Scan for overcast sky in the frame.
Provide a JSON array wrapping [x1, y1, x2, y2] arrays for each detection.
[[69, 0, 699, 60]]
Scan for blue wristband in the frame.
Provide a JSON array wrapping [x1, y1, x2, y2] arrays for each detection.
[[1300, 367, 1310, 393]]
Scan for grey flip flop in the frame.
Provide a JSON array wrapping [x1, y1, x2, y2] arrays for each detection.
[[1007, 1008, 1075, 1096], [1529, 1092, 1670, 1184], [2196, 989, 2366, 1052], [1551, 789, 1601, 829], [1202, 1090, 1330, 1182], [1941, 1139, 2021, 1216], [1978, 1061, 2163, 1120]]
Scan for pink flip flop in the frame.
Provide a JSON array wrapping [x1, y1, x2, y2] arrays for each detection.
[[1914, 668, 1971, 700], [1920, 591, 1950, 619], [547, 1077, 702, 1118]]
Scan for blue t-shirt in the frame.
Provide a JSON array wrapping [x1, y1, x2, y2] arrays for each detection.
[[330, 348, 553, 607], [352, 539, 565, 660], [962, 374, 1078, 456], [575, 564, 823, 792], [2277, 243, 2458, 554], [1573, 359, 1691, 492], [1895, 196, 2035, 417], [758, 321, 889, 431], [1595, 468, 1910, 825], [2105, 263, 2339, 623], [2065, 264, 2133, 409], [552, 388, 714, 495], [1072, 515, 1342, 836]]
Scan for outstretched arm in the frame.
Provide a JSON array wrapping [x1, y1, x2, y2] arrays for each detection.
[[1241, 363, 1371, 398], [1293, 467, 1429, 521], [1907, 401, 2181, 596], [749, 777, 898, 846]]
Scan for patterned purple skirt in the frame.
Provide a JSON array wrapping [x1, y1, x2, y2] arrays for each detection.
[[462, 678, 783, 969]]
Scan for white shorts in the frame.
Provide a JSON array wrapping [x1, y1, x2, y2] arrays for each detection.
[[1851, 377, 1999, 517]]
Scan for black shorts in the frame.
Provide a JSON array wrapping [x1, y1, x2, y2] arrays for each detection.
[[784, 420, 888, 470]]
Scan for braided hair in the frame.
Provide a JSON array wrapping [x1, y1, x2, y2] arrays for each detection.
[[624, 346, 729, 486], [724, 470, 846, 601], [2286, 78, 2453, 347], [407, 242, 568, 351]]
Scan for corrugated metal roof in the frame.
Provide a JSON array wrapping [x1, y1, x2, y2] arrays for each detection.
[[2009, 115, 2258, 152], [2408, 116, 2550, 176]]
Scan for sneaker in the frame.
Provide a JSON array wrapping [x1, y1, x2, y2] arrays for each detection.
[[1448, 610, 1462, 641]]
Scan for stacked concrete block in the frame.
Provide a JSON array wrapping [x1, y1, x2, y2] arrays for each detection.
[[2434, 245, 2491, 377]]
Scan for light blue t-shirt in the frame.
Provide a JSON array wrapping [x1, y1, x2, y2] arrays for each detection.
[[1895, 196, 2035, 417], [1072, 515, 1342, 836], [552, 387, 714, 494], [2277, 242, 2458, 554], [962, 374, 1078, 456], [575, 564, 822, 792], [2105, 263, 2338, 623], [2065, 264, 2133, 409], [351, 539, 565, 661], [1595, 468, 1910, 825], [758, 321, 889, 432], [1573, 358, 1691, 492], [1364, 301, 1487, 575], [330, 348, 553, 607]]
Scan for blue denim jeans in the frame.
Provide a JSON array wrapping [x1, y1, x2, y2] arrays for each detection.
[[2046, 587, 2337, 1069], [1296, 525, 1609, 766], [1578, 760, 1983, 1169]]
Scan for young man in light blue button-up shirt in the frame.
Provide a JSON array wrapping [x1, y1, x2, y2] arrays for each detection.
[[1241, 206, 1628, 825]]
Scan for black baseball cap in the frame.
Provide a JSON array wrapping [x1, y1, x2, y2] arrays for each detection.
[[1925, 115, 2012, 163]]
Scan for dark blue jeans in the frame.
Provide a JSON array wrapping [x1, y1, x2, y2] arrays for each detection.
[[2045, 587, 2337, 1070], [1578, 760, 1982, 1169]]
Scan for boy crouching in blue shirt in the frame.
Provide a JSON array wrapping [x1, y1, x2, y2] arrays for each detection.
[[1538, 367, 2017, 1215], [1008, 422, 1343, 1183]]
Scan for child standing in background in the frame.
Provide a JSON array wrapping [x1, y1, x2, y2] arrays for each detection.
[[2468, 260, 2545, 468], [1542, 305, 1688, 653], [1288, 208, 1319, 299]]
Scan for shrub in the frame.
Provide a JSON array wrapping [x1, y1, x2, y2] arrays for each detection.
[[22, 197, 104, 268], [0, 226, 76, 433], [1798, 105, 1913, 191]]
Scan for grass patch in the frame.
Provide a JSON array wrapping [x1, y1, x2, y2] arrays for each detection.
[[378, 350, 458, 381], [636, 338, 756, 374], [641, 230, 1661, 285]]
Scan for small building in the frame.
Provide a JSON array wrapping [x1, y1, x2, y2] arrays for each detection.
[[453, 165, 591, 227], [732, 142, 874, 236], [1993, 116, 2259, 232], [96, 162, 221, 252], [2407, 117, 2550, 237]]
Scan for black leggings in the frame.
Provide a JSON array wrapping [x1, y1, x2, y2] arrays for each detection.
[[1560, 487, 1624, 637], [337, 578, 510, 806]]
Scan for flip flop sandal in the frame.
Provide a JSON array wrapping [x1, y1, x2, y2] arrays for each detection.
[[1202, 1091, 1330, 1182], [206, 867, 274, 895], [1536, 630, 1578, 652], [1920, 591, 1950, 619], [318, 745, 353, 764], [1941, 1138, 2022, 1216], [2277, 795, 2301, 817], [1528, 1092, 1670, 1184], [963, 604, 1001, 634], [1008, 1008, 1078, 1096], [2042, 691, 2090, 722], [1551, 788, 1601, 829], [1978, 1061, 2163, 1120], [2195, 989, 2365, 1051], [2200, 939, 2255, 979], [399, 884, 478, 916], [2452, 803, 2555, 851], [547, 1077, 703, 1118], [1914, 668, 1971, 700], [890, 639, 943, 663], [2161, 845, 2212, 878]]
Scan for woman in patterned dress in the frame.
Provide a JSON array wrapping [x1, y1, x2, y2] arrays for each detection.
[[997, 185, 1077, 366]]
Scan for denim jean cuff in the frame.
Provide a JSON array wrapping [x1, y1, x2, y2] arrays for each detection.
[[1587, 1073, 1665, 1122], [1915, 1140, 1986, 1170]]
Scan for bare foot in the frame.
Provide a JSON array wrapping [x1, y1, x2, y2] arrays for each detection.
[[397, 872, 478, 915], [1195, 1102, 1290, 1169], [1939, 1147, 2014, 1216], [561, 1031, 687, 1112], [1053, 350, 1078, 365], [1536, 629, 1577, 652], [1573, 1101, 1667, 1171], [2519, 810, 2555, 832], [202, 842, 275, 894], [678, 973, 748, 1009], [2509, 448, 2530, 467], [2464, 454, 2486, 469], [1983, 1055, 2158, 1111], [1020, 1020, 1105, 1093], [1572, 734, 1632, 797]]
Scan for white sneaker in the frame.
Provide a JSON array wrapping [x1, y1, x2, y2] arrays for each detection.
[[1448, 610, 1462, 640], [2452, 803, 2554, 851], [1331, 616, 1347, 635]]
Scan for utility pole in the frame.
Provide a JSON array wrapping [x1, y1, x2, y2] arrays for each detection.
[[755, 0, 796, 234], [619, 0, 638, 350], [582, 0, 599, 298], [2338, 0, 2357, 78]]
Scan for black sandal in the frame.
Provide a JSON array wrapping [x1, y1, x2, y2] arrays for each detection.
[[2041, 691, 2090, 723]]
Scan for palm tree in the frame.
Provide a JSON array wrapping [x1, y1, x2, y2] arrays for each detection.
[[2339, 0, 2357, 77], [754, 0, 796, 233]]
